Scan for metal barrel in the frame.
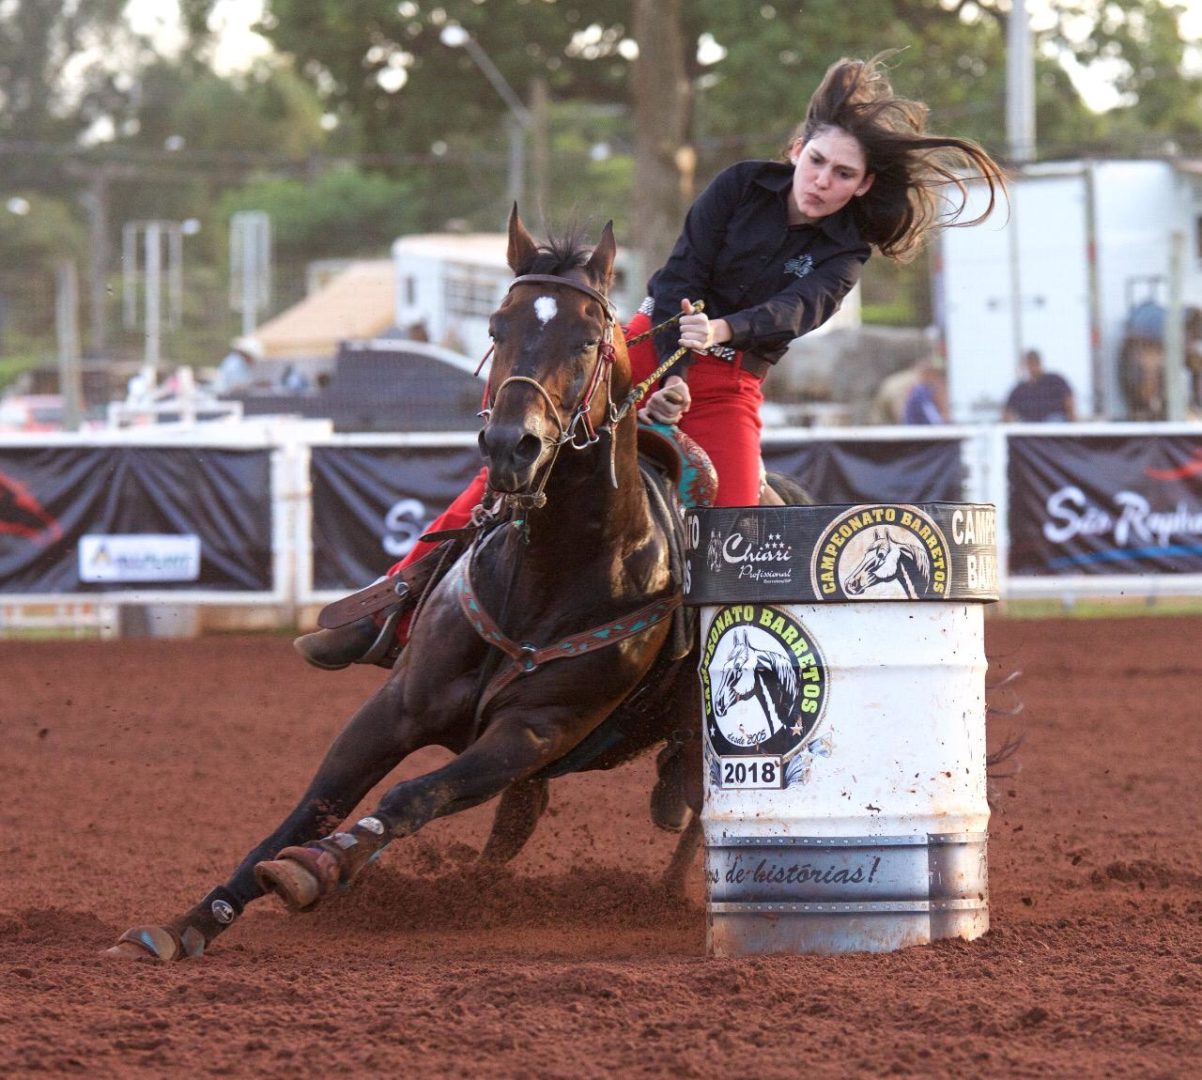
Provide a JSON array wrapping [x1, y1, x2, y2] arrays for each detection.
[[684, 502, 999, 956]]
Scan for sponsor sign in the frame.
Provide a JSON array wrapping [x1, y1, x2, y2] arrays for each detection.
[[79, 534, 201, 583], [309, 444, 483, 591], [699, 603, 831, 789], [1, 446, 272, 594], [685, 504, 998, 605], [1008, 435, 1202, 575]]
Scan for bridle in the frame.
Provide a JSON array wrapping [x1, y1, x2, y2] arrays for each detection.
[[477, 272, 622, 509]]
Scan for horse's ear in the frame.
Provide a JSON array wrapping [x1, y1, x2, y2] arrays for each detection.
[[585, 220, 616, 291], [507, 204, 539, 273]]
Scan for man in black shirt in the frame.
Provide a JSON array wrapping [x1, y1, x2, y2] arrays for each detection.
[[1003, 349, 1076, 422]]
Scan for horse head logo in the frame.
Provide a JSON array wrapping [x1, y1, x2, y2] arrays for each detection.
[[843, 527, 931, 598], [713, 629, 799, 742], [706, 529, 724, 573]]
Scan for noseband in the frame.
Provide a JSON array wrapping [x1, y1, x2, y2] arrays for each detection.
[[483, 273, 619, 452]]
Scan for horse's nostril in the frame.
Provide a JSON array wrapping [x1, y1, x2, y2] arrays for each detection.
[[513, 434, 542, 468]]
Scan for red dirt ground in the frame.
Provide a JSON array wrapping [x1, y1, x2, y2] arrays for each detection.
[[2, 615, 1201, 1078]]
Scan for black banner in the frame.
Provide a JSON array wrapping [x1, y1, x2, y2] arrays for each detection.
[[762, 438, 964, 503], [1008, 434, 1202, 576], [686, 503, 998, 605], [310, 444, 484, 590], [0, 446, 273, 593]]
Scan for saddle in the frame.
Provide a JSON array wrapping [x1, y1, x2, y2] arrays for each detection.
[[635, 423, 715, 661]]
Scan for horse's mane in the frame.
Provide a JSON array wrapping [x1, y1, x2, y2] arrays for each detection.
[[897, 538, 932, 593], [755, 645, 798, 704], [515, 230, 593, 278]]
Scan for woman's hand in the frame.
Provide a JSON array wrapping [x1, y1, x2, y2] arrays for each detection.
[[677, 298, 731, 355], [677, 299, 713, 354], [638, 374, 692, 426]]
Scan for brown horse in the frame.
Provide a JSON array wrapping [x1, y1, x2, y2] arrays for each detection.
[[107, 211, 709, 961]]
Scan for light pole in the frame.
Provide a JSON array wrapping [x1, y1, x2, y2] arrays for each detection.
[[440, 23, 533, 215]]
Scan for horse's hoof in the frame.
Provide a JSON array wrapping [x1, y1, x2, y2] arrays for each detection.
[[102, 925, 181, 961], [254, 856, 323, 912]]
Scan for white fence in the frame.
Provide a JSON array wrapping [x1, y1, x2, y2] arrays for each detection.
[[2, 420, 1201, 634]]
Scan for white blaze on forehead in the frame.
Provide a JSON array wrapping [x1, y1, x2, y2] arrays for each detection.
[[533, 296, 557, 326]]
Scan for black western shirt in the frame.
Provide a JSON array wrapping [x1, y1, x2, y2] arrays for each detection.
[[647, 159, 872, 378]]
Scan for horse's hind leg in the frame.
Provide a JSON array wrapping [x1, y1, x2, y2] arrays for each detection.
[[479, 777, 551, 865], [106, 679, 425, 961], [662, 816, 703, 898]]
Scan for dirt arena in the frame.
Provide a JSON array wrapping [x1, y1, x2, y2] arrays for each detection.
[[2, 613, 1200, 1078]]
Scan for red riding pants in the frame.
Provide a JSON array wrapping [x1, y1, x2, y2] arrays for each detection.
[[387, 312, 764, 576]]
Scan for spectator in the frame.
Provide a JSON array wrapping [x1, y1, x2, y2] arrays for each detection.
[[278, 363, 311, 394], [872, 357, 928, 424], [902, 360, 949, 424], [1003, 349, 1075, 422], [214, 336, 262, 395]]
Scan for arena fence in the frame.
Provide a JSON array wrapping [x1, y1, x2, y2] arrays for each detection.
[[2, 421, 1201, 632]]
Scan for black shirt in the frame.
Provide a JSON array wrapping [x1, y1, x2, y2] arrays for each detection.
[[1005, 373, 1072, 421], [647, 159, 872, 375]]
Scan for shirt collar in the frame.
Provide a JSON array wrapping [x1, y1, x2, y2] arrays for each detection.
[[753, 160, 863, 247]]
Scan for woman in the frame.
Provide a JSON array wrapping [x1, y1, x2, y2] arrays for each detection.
[[297, 53, 1006, 670]]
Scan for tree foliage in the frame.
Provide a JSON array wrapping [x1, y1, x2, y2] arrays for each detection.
[[213, 168, 419, 261]]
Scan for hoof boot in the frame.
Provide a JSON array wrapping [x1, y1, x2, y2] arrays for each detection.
[[255, 845, 339, 912], [103, 924, 204, 962]]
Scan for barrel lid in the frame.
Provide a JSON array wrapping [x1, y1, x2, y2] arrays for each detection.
[[685, 503, 998, 604]]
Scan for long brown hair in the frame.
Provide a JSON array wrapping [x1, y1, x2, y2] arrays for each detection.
[[793, 53, 1007, 262]]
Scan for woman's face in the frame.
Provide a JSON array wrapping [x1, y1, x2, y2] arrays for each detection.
[[789, 126, 874, 220]]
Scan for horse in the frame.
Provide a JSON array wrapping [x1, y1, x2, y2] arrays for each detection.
[[1118, 336, 1166, 421], [843, 527, 931, 599], [712, 628, 799, 743], [106, 211, 718, 961]]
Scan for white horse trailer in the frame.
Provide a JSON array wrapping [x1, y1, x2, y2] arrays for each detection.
[[392, 233, 639, 361], [935, 159, 1202, 422]]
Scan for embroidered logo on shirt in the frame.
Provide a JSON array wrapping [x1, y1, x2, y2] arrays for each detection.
[[784, 255, 814, 279]]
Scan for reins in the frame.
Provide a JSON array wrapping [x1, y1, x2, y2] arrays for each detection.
[[616, 301, 704, 418]]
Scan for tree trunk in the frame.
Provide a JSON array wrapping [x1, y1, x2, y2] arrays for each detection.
[[631, 0, 694, 291]]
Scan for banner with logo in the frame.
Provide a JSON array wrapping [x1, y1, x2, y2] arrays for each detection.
[[0, 446, 273, 593], [762, 438, 964, 503], [1007, 434, 1202, 575], [309, 444, 484, 590], [685, 503, 998, 605]]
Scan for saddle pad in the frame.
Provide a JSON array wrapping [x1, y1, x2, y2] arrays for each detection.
[[637, 422, 717, 509]]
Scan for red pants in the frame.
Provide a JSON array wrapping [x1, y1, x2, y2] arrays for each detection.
[[388, 313, 764, 575]]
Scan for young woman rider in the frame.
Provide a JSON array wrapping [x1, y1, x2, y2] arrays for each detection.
[[296, 53, 1006, 670]]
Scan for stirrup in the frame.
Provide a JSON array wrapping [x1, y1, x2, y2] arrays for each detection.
[[359, 607, 405, 668]]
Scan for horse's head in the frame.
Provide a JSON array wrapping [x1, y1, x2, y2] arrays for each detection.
[[845, 528, 930, 597], [843, 529, 897, 596], [714, 630, 755, 718], [478, 208, 628, 496]]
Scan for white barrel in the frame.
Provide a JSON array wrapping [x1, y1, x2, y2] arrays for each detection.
[[685, 503, 998, 956]]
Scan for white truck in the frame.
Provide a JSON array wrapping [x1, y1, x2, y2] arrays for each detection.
[[935, 159, 1202, 421]]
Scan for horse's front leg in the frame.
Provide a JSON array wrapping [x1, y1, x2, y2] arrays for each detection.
[[254, 702, 593, 913], [106, 674, 439, 961]]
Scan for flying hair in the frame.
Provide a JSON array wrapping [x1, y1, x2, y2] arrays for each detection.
[[793, 52, 1008, 261]]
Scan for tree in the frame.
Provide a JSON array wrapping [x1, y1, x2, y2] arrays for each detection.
[[631, 0, 693, 276], [259, 0, 631, 156], [213, 168, 418, 263]]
